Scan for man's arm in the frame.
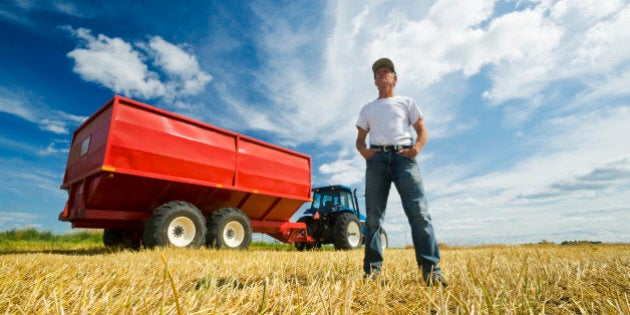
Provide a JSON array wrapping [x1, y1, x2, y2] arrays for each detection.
[[356, 126, 379, 160], [400, 118, 428, 159]]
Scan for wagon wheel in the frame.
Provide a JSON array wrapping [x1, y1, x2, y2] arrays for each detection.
[[103, 229, 123, 248], [332, 212, 362, 250], [143, 201, 207, 248], [206, 207, 252, 250], [104, 229, 142, 250], [121, 229, 142, 250]]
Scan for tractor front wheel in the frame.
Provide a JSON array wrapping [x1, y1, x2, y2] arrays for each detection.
[[380, 229, 388, 252], [333, 212, 362, 250]]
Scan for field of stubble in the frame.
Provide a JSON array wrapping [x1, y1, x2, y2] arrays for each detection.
[[1, 243, 628, 314]]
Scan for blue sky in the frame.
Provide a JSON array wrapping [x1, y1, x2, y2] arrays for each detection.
[[1, 0, 629, 246]]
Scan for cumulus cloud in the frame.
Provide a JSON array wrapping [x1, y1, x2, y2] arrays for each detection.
[[65, 27, 211, 101], [571, 4, 630, 71], [318, 149, 364, 186], [142, 36, 212, 97], [66, 27, 165, 99]]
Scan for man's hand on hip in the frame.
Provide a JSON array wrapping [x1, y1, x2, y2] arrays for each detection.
[[398, 147, 419, 159]]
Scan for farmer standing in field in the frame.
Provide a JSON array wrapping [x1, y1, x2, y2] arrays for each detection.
[[356, 58, 447, 287]]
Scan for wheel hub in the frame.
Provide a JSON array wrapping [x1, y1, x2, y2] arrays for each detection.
[[223, 221, 245, 248], [168, 216, 196, 247]]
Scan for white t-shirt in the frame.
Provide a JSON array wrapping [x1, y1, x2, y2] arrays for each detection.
[[356, 95, 424, 146]]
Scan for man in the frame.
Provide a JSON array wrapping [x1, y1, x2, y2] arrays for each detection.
[[356, 58, 447, 287]]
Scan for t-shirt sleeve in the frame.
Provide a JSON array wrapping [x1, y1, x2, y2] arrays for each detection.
[[408, 98, 424, 124], [356, 106, 369, 131]]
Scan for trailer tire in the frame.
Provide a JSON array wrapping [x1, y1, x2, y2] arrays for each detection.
[[121, 230, 142, 250], [103, 229, 123, 248], [143, 201, 207, 248], [333, 212, 362, 250], [104, 229, 141, 250], [206, 208, 252, 250]]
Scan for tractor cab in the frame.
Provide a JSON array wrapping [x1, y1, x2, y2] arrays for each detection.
[[306, 185, 364, 220]]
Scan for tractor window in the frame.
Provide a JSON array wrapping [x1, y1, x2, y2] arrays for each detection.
[[312, 193, 322, 209], [339, 191, 352, 208], [322, 194, 336, 212], [312, 188, 356, 212], [312, 190, 342, 212]]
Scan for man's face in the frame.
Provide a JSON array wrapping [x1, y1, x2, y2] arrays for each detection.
[[374, 67, 397, 88]]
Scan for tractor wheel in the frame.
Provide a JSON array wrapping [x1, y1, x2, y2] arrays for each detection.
[[380, 229, 388, 252], [143, 201, 207, 248], [332, 212, 362, 250], [295, 216, 315, 251], [206, 208, 252, 250], [295, 242, 310, 251]]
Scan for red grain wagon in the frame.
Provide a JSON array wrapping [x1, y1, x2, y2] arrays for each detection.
[[59, 95, 312, 249]]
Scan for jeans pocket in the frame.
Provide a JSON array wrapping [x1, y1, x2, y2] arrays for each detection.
[[364, 151, 377, 162]]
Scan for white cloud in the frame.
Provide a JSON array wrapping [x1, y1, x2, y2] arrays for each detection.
[[318, 149, 364, 186], [0, 0, 89, 28], [144, 36, 213, 98], [422, 105, 630, 244], [571, 5, 630, 71], [0, 95, 34, 121], [431, 105, 630, 202], [0, 211, 38, 225], [66, 27, 165, 99], [0, 87, 84, 135], [479, 8, 563, 103], [38, 141, 69, 156], [65, 27, 212, 101]]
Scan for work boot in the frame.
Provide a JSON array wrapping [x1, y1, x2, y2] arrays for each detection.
[[424, 273, 448, 288], [362, 269, 380, 281]]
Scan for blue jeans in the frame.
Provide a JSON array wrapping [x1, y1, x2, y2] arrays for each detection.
[[363, 150, 441, 277]]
